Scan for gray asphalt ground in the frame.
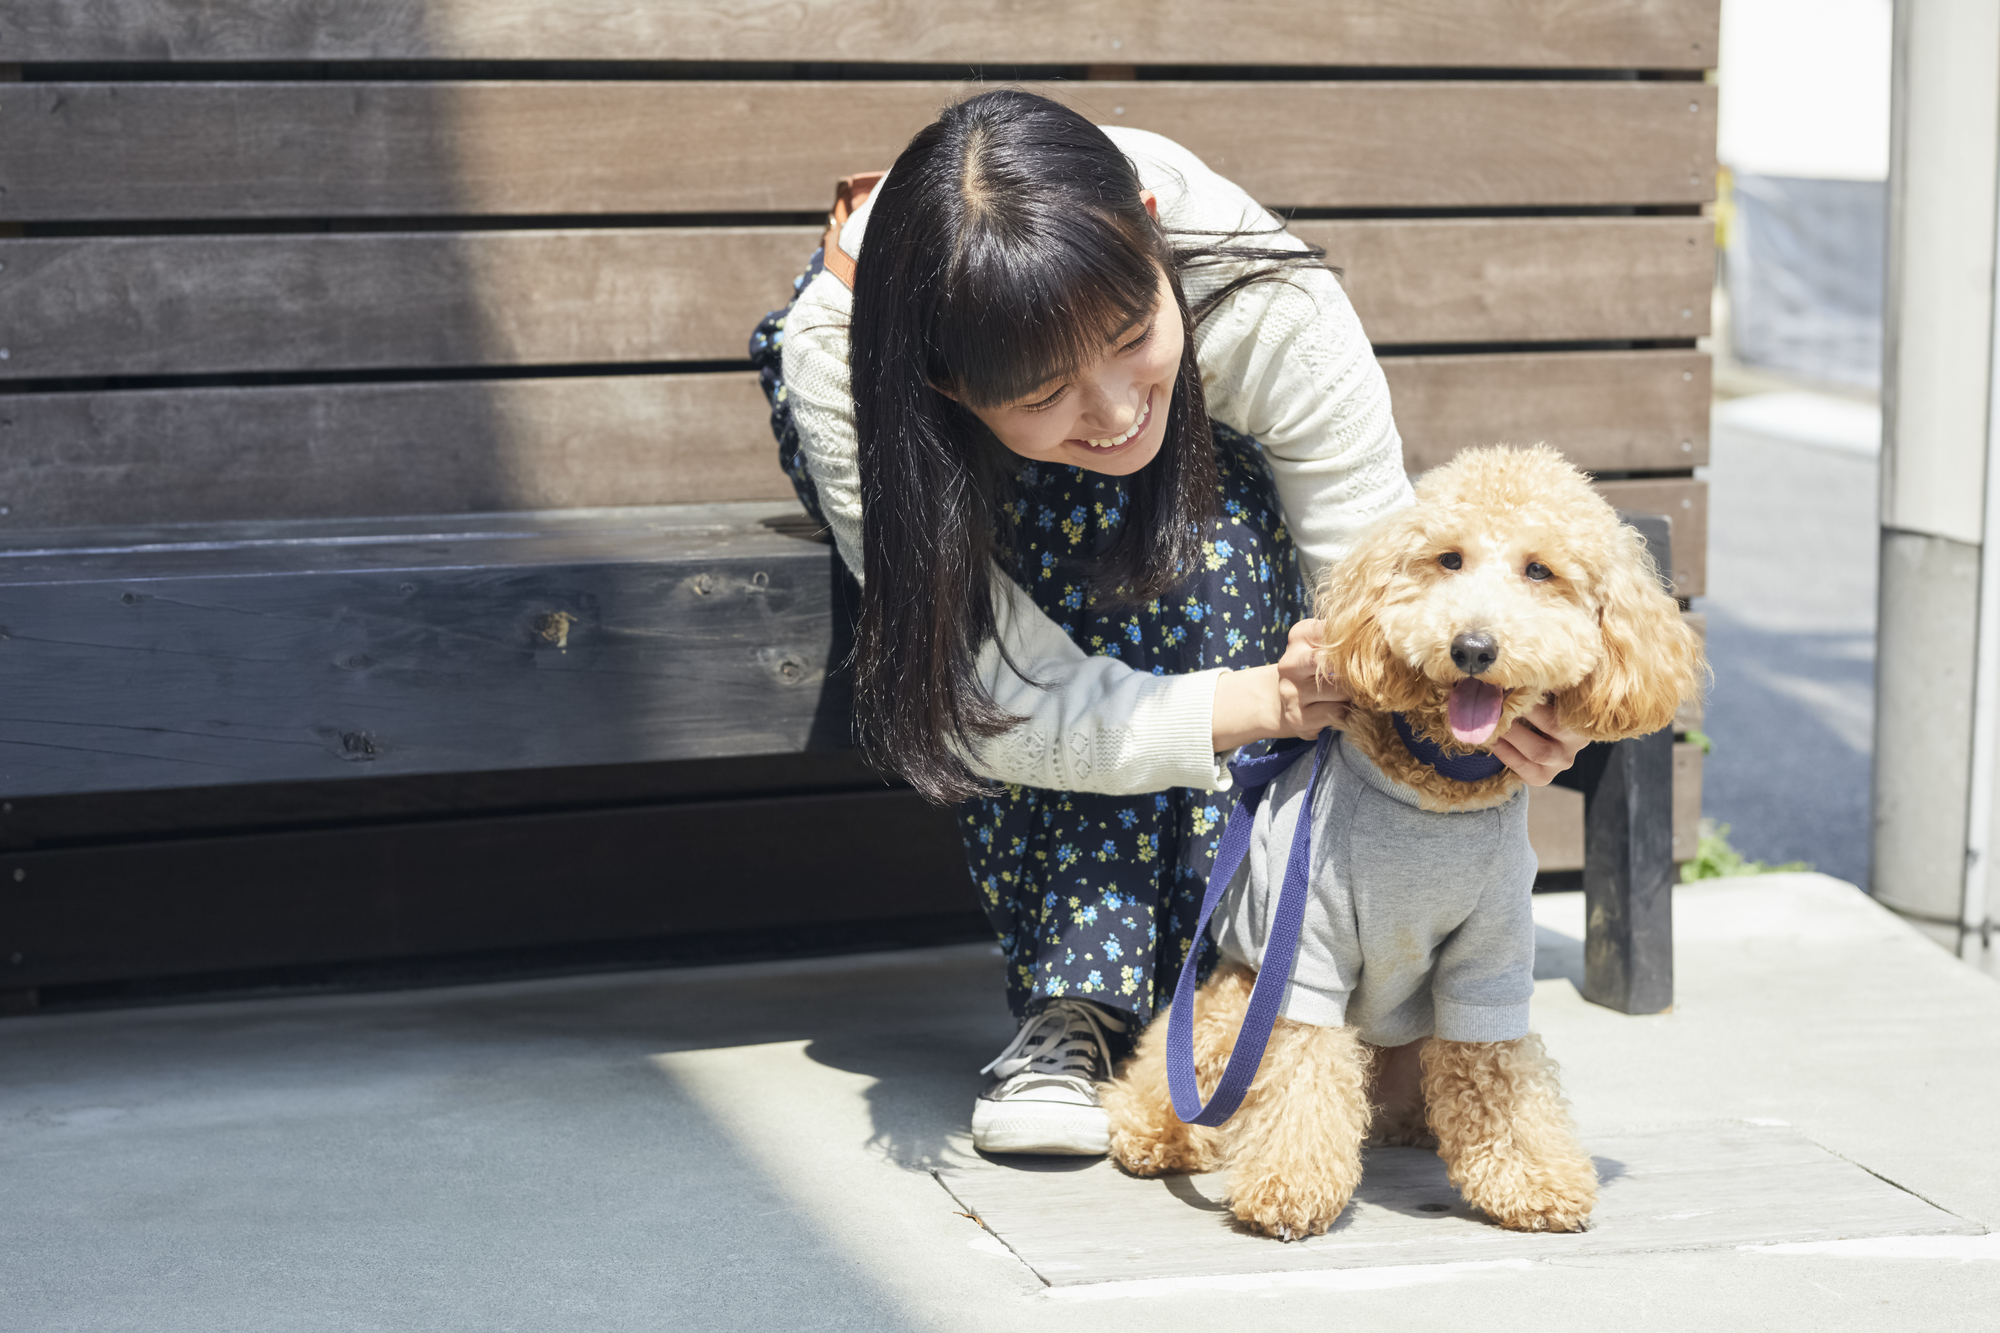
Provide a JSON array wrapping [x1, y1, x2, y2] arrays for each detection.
[[3, 876, 1996, 1330], [1696, 392, 1880, 885]]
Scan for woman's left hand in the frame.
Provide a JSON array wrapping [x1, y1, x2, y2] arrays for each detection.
[[1492, 698, 1588, 786]]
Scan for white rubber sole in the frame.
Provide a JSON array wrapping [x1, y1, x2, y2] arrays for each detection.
[[971, 1099, 1110, 1156]]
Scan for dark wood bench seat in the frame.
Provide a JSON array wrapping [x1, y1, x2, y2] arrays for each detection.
[[0, 503, 858, 795], [0, 503, 1678, 1014], [0, 503, 987, 1005]]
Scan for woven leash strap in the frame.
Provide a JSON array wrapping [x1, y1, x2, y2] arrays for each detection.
[[1165, 728, 1334, 1127]]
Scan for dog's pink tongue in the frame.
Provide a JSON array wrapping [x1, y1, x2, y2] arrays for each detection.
[[1447, 678, 1506, 745]]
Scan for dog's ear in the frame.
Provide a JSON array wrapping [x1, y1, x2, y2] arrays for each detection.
[[1554, 524, 1707, 740], [1315, 510, 1432, 714]]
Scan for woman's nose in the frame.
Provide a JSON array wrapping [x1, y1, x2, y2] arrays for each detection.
[[1078, 379, 1142, 434]]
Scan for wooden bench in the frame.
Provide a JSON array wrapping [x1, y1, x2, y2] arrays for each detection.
[[0, 1, 1717, 1015]]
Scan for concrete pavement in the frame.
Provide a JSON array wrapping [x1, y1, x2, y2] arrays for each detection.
[[3, 874, 1996, 1331]]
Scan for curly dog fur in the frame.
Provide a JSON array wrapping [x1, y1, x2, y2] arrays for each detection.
[[1105, 445, 1703, 1238]]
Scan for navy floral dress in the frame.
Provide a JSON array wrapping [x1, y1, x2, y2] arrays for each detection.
[[752, 250, 1308, 1027]]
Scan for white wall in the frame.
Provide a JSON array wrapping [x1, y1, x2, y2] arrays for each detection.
[[1719, 0, 1893, 181]]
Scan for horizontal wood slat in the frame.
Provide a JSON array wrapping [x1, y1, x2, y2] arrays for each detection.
[[0, 372, 791, 526], [1304, 217, 1713, 344], [1388, 350, 1710, 472], [1598, 476, 1705, 597], [0, 355, 1707, 530], [0, 227, 821, 380], [0, 0, 1720, 69], [0, 219, 1711, 381], [0, 81, 1718, 220]]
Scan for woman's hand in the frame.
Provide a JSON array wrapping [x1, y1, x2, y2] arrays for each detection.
[[1493, 698, 1588, 786], [1211, 619, 1351, 752]]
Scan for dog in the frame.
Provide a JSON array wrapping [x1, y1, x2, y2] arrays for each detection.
[[1102, 444, 1706, 1239]]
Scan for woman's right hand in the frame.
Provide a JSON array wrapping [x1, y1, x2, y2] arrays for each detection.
[[1211, 619, 1352, 752]]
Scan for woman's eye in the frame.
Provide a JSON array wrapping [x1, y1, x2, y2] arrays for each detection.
[[1525, 562, 1552, 581], [1120, 322, 1157, 353], [1022, 387, 1068, 412], [1439, 552, 1462, 570]]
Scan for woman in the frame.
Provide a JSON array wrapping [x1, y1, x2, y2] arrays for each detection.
[[751, 90, 1583, 1155]]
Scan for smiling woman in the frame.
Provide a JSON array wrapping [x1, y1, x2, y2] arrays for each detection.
[[750, 88, 1579, 1159]]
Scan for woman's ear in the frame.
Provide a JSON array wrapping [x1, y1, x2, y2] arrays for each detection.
[[1140, 189, 1158, 221], [1315, 512, 1430, 714], [1554, 525, 1708, 740]]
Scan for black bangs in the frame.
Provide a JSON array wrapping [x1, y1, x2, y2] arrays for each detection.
[[928, 206, 1167, 411]]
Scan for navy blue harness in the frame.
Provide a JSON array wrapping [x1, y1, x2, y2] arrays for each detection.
[[1165, 715, 1504, 1126]]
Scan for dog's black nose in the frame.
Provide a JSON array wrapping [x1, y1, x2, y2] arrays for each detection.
[[1450, 631, 1499, 676]]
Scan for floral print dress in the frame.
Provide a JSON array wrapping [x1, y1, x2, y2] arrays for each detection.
[[752, 249, 1308, 1027]]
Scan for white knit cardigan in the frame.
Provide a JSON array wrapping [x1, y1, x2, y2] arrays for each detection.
[[778, 126, 1414, 795]]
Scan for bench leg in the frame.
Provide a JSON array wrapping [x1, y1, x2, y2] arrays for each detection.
[[1556, 729, 1676, 1014]]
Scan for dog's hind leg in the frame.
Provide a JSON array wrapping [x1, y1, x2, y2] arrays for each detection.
[[1421, 1033, 1597, 1232], [1103, 964, 1254, 1176], [1221, 1018, 1372, 1240]]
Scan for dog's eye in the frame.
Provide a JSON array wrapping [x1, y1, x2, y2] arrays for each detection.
[[1525, 562, 1552, 582], [1438, 552, 1462, 571]]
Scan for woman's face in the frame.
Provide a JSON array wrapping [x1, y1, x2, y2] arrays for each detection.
[[957, 265, 1184, 478]]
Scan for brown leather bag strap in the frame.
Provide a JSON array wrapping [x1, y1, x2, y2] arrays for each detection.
[[821, 171, 886, 290]]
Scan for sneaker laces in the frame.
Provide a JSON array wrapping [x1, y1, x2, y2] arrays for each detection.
[[980, 999, 1130, 1083]]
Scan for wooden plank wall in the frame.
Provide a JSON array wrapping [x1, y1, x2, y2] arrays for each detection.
[[0, 1, 1719, 594], [0, 3, 1719, 997]]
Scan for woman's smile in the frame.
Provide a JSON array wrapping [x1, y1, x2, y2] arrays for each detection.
[[1071, 387, 1154, 457]]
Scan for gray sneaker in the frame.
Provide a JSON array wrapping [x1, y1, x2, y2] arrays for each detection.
[[971, 998, 1131, 1156]]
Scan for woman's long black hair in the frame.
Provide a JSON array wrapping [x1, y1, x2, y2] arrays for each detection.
[[849, 88, 1328, 803]]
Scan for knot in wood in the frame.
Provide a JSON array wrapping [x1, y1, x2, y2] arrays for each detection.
[[534, 611, 577, 650]]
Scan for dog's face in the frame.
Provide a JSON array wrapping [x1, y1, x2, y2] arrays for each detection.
[[1317, 445, 1705, 747]]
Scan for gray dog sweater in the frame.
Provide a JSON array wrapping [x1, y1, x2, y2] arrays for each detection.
[[1208, 732, 1538, 1048]]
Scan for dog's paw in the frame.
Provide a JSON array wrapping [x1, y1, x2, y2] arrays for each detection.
[[1108, 1122, 1221, 1177], [1461, 1161, 1597, 1233], [1227, 1171, 1352, 1241]]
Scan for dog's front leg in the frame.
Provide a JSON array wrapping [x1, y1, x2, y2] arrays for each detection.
[[1421, 1033, 1597, 1232], [1222, 1018, 1371, 1240], [1102, 965, 1254, 1176]]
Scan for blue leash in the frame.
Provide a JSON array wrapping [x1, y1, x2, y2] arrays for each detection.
[[1165, 715, 1503, 1126], [1165, 729, 1334, 1127]]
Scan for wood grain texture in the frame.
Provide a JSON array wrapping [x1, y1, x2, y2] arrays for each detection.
[[1595, 476, 1706, 597], [0, 220, 1710, 381], [0, 373, 795, 528], [0, 358, 1708, 530], [1387, 350, 1710, 473], [1306, 217, 1713, 345], [0, 80, 1718, 220], [0, 788, 970, 989], [1675, 609, 1706, 730], [0, 228, 823, 380], [1673, 740, 1703, 861], [1528, 782, 1585, 873], [0, 0, 1721, 68], [938, 1122, 1978, 1285], [0, 504, 859, 798]]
